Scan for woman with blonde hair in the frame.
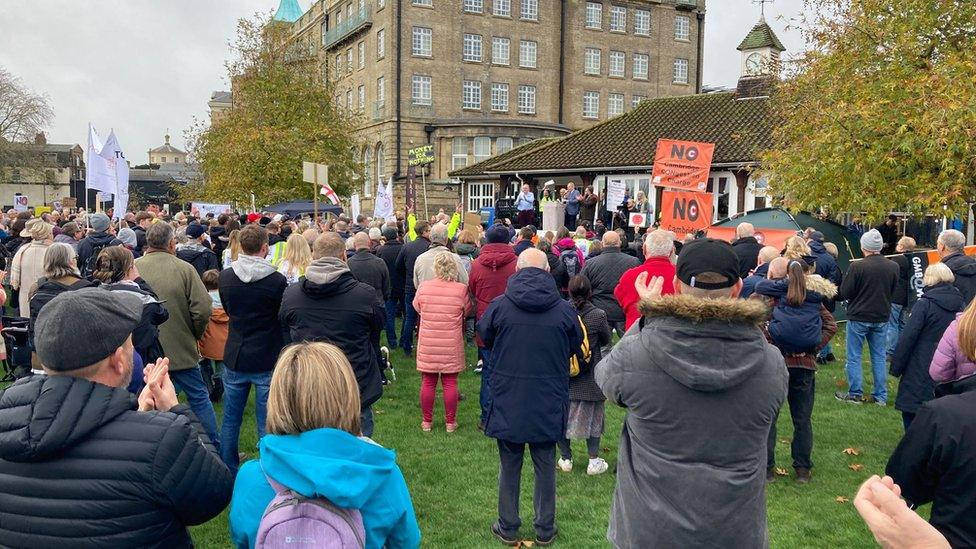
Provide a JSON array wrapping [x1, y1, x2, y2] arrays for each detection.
[[11, 219, 54, 315], [223, 229, 242, 269], [277, 233, 312, 285], [27, 243, 93, 372], [784, 235, 812, 262], [228, 342, 421, 549], [891, 262, 963, 430], [454, 228, 480, 273], [412, 253, 472, 432]]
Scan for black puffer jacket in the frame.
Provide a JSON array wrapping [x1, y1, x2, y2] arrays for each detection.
[[376, 240, 404, 299], [176, 244, 220, 278], [580, 247, 640, 324], [28, 276, 94, 349], [103, 281, 170, 364], [942, 252, 976, 305], [0, 375, 233, 548], [77, 231, 122, 278], [394, 236, 430, 295]]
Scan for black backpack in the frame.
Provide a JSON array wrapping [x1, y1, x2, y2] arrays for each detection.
[[560, 248, 581, 279], [81, 243, 112, 279]]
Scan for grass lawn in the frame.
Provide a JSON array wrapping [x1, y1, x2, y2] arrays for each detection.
[[188, 323, 906, 548]]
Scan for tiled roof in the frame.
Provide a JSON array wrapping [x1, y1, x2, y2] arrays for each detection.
[[449, 137, 560, 177], [737, 20, 786, 51], [149, 143, 185, 154], [470, 91, 772, 174]]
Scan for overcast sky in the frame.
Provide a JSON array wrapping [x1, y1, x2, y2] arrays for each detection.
[[0, 0, 806, 163]]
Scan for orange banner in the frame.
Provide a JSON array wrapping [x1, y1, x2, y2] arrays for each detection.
[[706, 226, 800, 251], [660, 190, 714, 238], [651, 139, 715, 191]]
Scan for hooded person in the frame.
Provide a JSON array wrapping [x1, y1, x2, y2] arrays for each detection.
[[0, 288, 233, 547], [118, 227, 141, 258], [217, 224, 288, 470], [76, 213, 122, 279], [176, 223, 220, 277], [279, 232, 385, 437], [937, 229, 976, 305], [596, 238, 787, 549]]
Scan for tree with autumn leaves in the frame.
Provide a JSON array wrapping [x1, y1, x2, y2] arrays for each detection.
[[186, 14, 362, 206], [763, 0, 976, 221]]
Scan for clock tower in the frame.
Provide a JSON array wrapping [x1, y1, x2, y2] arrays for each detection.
[[735, 17, 786, 98]]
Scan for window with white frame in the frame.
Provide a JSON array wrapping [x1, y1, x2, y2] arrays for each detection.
[[463, 34, 483, 62], [358, 85, 365, 111], [497, 136, 514, 153], [584, 47, 601, 75], [519, 40, 537, 68], [631, 94, 646, 108], [673, 58, 689, 83], [463, 0, 482, 13], [412, 27, 432, 56], [335, 54, 342, 77], [468, 181, 494, 211], [633, 53, 648, 79], [377, 29, 386, 58], [346, 89, 353, 111], [491, 83, 509, 111], [585, 2, 602, 28], [675, 15, 690, 41], [474, 136, 491, 162], [347, 3, 353, 18], [634, 9, 650, 35], [346, 48, 353, 72], [376, 76, 385, 107], [462, 80, 482, 109], [608, 93, 623, 117], [358, 41, 365, 69], [493, 0, 510, 16], [336, 9, 343, 26], [453, 137, 468, 169], [378, 0, 385, 8], [520, 0, 537, 20], [362, 147, 373, 195], [516, 137, 532, 146], [609, 50, 625, 77], [413, 0, 432, 6], [412, 74, 432, 105], [518, 85, 536, 114], [583, 90, 599, 118], [375, 142, 385, 182], [492, 37, 510, 65], [609, 6, 626, 32], [359, 0, 366, 15]]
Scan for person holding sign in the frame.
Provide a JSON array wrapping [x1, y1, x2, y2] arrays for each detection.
[[515, 184, 536, 228]]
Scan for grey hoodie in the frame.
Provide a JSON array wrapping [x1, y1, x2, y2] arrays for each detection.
[[596, 294, 787, 549], [231, 254, 278, 283], [304, 257, 350, 285]]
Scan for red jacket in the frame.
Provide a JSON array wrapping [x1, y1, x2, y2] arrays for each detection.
[[469, 243, 518, 320], [615, 256, 677, 329]]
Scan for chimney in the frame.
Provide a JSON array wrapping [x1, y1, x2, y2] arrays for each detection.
[[735, 75, 775, 99]]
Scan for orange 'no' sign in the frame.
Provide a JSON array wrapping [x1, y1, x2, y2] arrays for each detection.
[[651, 139, 715, 191], [659, 190, 714, 237]]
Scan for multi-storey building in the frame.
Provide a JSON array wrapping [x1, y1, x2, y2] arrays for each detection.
[[266, 0, 704, 211]]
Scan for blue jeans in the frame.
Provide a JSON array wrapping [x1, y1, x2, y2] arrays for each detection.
[[170, 367, 220, 450], [479, 347, 492, 423], [361, 406, 375, 438], [846, 320, 889, 403], [886, 304, 905, 357], [400, 290, 417, 352], [384, 297, 400, 348], [220, 368, 271, 470]]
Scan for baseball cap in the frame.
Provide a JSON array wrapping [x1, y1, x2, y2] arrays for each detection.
[[808, 231, 825, 242], [676, 238, 740, 290], [186, 223, 207, 239]]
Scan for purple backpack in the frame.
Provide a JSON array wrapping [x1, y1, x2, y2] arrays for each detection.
[[256, 472, 366, 549]]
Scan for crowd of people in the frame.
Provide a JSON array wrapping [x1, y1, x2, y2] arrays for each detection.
[[0, 203, 972, 548]]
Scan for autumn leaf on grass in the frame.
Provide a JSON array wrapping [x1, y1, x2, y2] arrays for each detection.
[[515, 541, 535, 548], [849, 464, 865, 472], [778, 438, 792, 445], [835, 379, 847, 389], [836, 496, 850, 504], [775, 468, 789, 477], [843, 447, 861, 456]]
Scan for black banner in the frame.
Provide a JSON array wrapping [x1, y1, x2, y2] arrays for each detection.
[[406, 165, 417, 212]]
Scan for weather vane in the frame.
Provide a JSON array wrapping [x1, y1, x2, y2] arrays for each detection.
[[752, 0, 773, 20]]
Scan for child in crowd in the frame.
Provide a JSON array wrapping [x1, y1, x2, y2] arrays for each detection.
[[199, 269, 228, 402], [277, 233, 311, 285]]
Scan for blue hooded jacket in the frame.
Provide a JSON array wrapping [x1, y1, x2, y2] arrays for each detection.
[[229, 428, 420, 549]]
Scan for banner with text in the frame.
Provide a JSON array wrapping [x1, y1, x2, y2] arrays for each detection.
[[406, 165, 418, 212], [193, 202, 232, 218], [651, 139, 715, 192], [659, 190, 713, 237]]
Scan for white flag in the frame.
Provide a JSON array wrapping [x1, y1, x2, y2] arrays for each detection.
[[373, 176, 395, 220], [86, 124, 115, 194], [100, 131, 130, 219], [351, 193, 361, 221]]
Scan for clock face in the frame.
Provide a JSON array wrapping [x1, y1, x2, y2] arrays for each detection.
[[746, 53, 763, 75]]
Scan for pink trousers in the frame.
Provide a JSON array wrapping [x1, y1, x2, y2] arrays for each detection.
[[420, 372, 459, 424]]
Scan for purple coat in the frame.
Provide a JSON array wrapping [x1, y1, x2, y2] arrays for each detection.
[[930, 314, 976, 383]]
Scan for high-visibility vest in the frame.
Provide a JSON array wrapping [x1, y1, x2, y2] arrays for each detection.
[[266, 241, 287, 267]]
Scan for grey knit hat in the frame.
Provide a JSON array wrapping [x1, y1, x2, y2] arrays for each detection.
[[860, 229, 884, 253], [35, 287, 143, 372]]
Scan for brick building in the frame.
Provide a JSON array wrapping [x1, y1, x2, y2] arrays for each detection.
[[224, 0, 705, 214]]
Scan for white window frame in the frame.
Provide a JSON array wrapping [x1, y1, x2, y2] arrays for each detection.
[[633, 53, 648, 80], [468, 181, 494, 211], [517, 85, 536, 114], [463, 33, 483, 62], [358, 85, 365, 111], [634, 9, 650, 36], [631, 94, 646, 108], [473, 136, 491, 163], [453, 137, 469, 170], [491, 82, 509, 112], [608, 50, 625, 77], [412, 27, 432, 57], [519, 40, 537, 68], [346, 48, 353, 73], [358, 41, 366, 69], [377, 29, 386, 59], [375, 142, 386, 183], [584, 47, 601, 75], [673, 58, 689, 84], [346, 89, 353, 111], [492, 37, 510, 65], [496, 136, 514, 154], [583, 90, 599, 119], [463, 0, 483, 13], [675, 15, 690, 41], [362, 146, 373, 196], [413, 0, 432, 6], [520, 0, 538, 21], [493, 0, 511, 16], [585, 2, 602, 29], [608, 92, 624, 117], [378, 0, 386, 9], [376, 76, 386, 107], [412, 74, 432, 105], [609, 6, 626, 32], [462, 80, 482, 109]]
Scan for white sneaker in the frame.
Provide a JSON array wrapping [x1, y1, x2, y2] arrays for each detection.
[[474, 359, 483, 374], [557, 458, 573, 472], [587, 458, 609, 475]]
